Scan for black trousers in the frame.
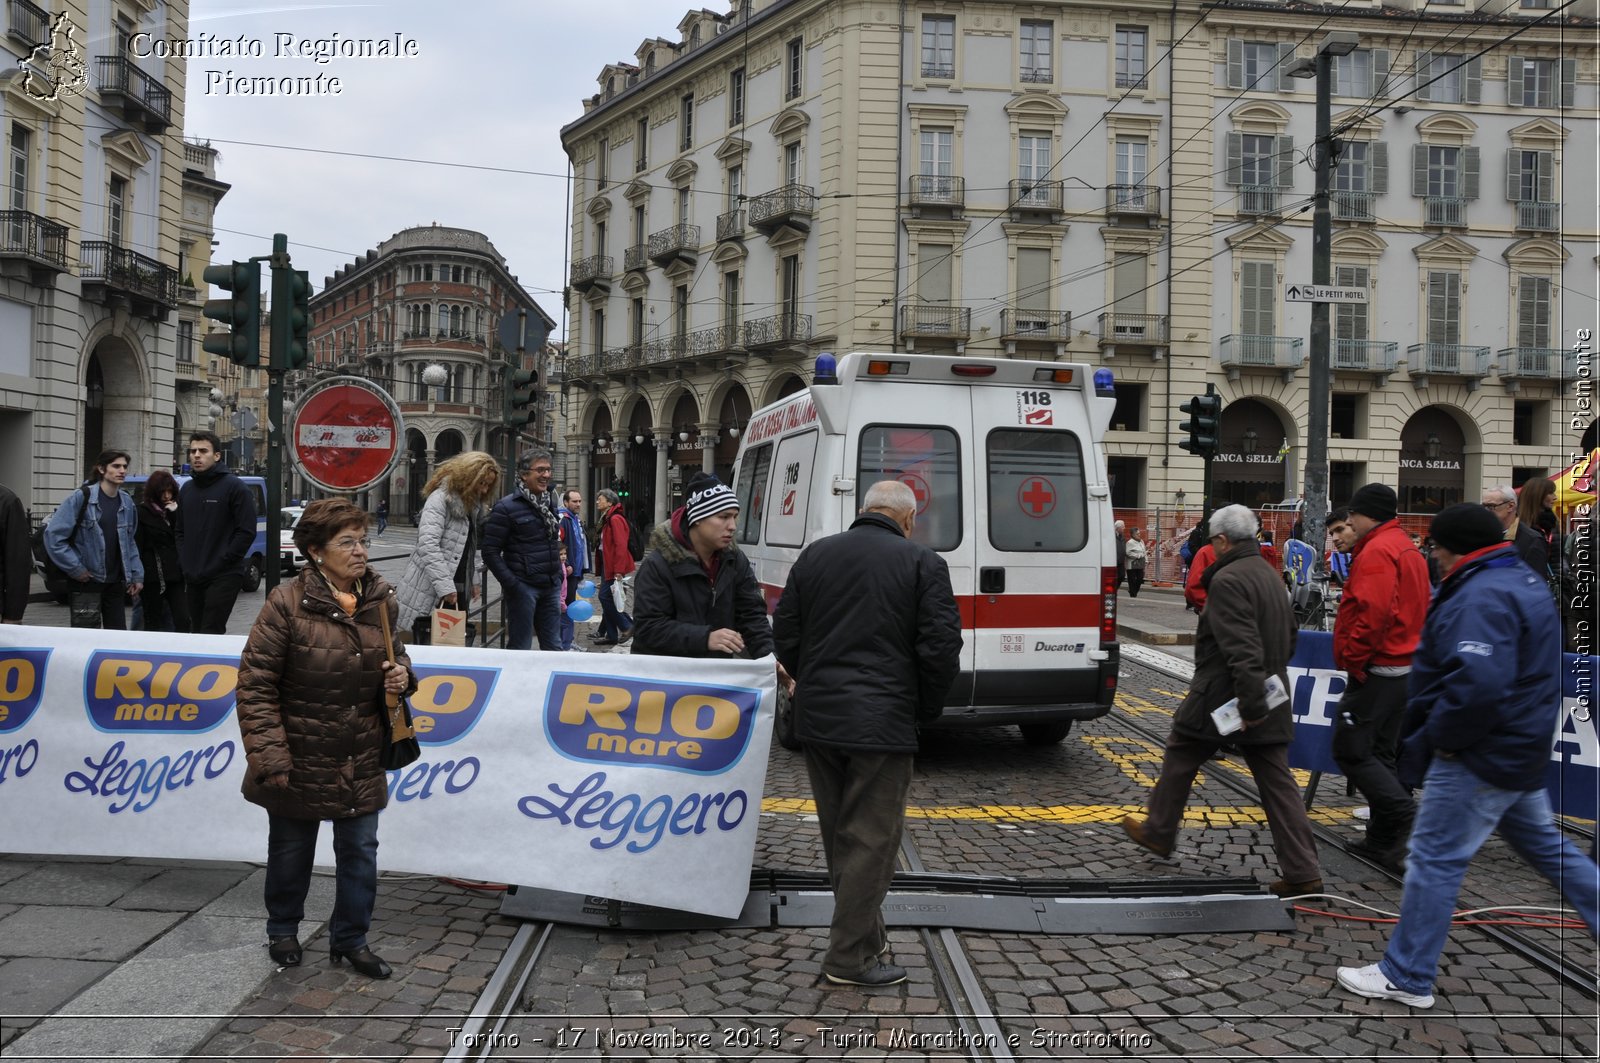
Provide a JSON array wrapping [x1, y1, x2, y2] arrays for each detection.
[[141, 584, 191, 632], [1127, 567, 1145, 597], [1331, 674, 1416, 848], [68, 580, 126, 629], [186, 572, 245, 635]]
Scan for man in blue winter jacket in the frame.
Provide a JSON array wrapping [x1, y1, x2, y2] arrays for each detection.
[[1335, 502, 1598, 1009], [480, 449, 563, 651]]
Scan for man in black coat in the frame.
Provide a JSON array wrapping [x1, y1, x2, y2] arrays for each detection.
[[178, 431, 257, 634], [772, 479, 962, 987], [0, 480, 30, 624]]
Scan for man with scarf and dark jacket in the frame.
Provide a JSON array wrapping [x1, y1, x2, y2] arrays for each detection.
[[772, 479, 962, 988], [632, 472, 773, 660], [1331, 482, 1430, 871], [1122, 504, 1322, 898], [481, 449, 563, 651], [1335, 503, 1597, 1009], [178, 431, 257, 634]]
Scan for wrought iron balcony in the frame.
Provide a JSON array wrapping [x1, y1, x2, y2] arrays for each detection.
[[1332, 339, 1398, 373], [623, 243, 648, 274], [922, 63, 954, 79], [647, 223, 700, 268], [7, 0, 47, 47], [1009, 179, 1063, 219], [743, 313, 812, 351], [1497, 346, 1576, 382], [1332, 190, 1374, 222], [900, 303, 972, 342], [908, 174, 965, 214], [1097, 312, 1169, 347], [716, 209, 744, 242], [639, 334, 687, 367], [748, 184, 816, 237], [1000, 309, 1071, 343], [1406, 342, 1491, 380], [0, 209, 69, 275], [1106, 184, 1160, 220], [96, 56, 173, 132], [1515, 200, 1559, 232], [79, 240, 179, 317], [1424, 196, 1468, 227], [569, 254, 613, 295], [1020, 65, 1053, 83], [1218, 334, 1303, 375], [1237, 185, 1280, 216], [687, 322, 744, 357]]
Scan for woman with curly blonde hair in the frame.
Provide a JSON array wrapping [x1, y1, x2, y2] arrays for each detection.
[[394, 451, 501, 639]]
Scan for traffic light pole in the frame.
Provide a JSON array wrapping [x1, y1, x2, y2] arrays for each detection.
[[263, 233, 291, 592], [1301, 44, 1338, 563]]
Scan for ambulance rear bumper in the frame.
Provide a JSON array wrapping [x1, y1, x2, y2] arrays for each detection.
[[927, 644, 1120, 728]]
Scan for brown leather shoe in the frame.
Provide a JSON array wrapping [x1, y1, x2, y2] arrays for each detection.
[[1269, 877, 1324, 899], [1120, 815, 1173, 858]]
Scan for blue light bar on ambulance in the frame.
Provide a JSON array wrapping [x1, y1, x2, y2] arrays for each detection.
[[1093, 367, 1116, 397], [814, 352, 839, 385], [1032, 367, 1076, 384], [866, 359, 911, 376]]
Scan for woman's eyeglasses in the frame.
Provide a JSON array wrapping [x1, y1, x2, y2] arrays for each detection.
[[329, 537, 372, 552]]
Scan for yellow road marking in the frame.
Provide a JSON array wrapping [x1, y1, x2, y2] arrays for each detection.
[[762, 796, 1358, 827]]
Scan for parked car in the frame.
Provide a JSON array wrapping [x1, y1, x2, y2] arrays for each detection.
[[280, 506, 307, 573]]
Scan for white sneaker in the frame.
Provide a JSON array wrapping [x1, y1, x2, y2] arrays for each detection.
[[1352, 806, 1371, 820], [1335, 964, 1434, 1008]]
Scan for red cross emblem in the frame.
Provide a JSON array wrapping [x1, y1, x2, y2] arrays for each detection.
[[899, 473, 931, 515], [1019, 476, 1055, 517]]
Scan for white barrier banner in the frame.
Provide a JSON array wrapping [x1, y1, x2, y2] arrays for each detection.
[[0, 626, 775, 918]]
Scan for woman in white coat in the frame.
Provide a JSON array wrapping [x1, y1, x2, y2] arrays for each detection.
[[1124, 526, 1148, 598], [394, 451, 501, 641]]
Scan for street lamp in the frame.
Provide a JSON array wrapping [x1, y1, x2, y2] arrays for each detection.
[[1286, 29, 1359, 568], [1424, 432, 1442, 460], [1242, 427, 1259, 455]]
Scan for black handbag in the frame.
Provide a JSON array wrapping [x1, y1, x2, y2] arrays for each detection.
[[377, 599, 421, 770]]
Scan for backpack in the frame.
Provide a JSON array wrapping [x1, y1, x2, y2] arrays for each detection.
[[627, 520, 645, 562], [32, 486, 91, 600]]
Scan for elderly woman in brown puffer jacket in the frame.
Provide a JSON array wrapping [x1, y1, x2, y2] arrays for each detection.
[[236, 498, 416, 980]]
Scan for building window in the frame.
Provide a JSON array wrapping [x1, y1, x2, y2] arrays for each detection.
[[920, 128, 954, 189], [591, 308, 605, 355], [723, 270, 740, 330], [1332, 49, 1387, 98], [1426, 271, 1461, 346], [921, 16, 955, 79], [1415, 52, 1480, 104], [1227, 40, 1289, 91], [786, 37, 803, 100], [677, 186, 690, 225], [1226, 131, 1290, 212], [597, 137, 608, 191], [1333, 265, 1369, 345], [1020, 20, 1052, 83], [1508, 56, 1573, 108], [1333, 141, 1370, 192], [635, 116, 649, 171], [1517, 277, 1551, 349], [1115, 137, 1147, 187], [727, 164, 742, 208], [1018, 133, 1051, 190], [177, 320, 194, 363], [107, 175, 126, 246], [633, 205, 646, 245], [674, 284, 689, 346], [9, 124, 28, 215], [595, 220, 607, 256], [1111, 383, 1146, 432], [1115, 27, 1147, 88], [631, 297, 645, 348], [781, 254, 800, 318], [1240, 260, 1275, 336], [1331, 393, 1361, 439], [680, 94, 694, 151], [729, 68, 745, 125], [785, 142, 801, 185]]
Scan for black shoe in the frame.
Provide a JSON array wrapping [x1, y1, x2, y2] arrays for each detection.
[[617, 628, 634, 644], [1349, 839, 1407, 874], [592, 638, 619, 647], [824, 961, 907, 987], [330, 945, 392, 979], [267, 935, 302, 967]]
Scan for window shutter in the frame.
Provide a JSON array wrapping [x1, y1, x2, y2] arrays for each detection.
[[1464, 57, 1482, 103], [1561, 58, 1577, 107], [1411, 143, 1428, 198], [1506, 57, 1524, 107], [1371, 141, 1388, 194], [1505, 148, 1523, 201], [1226, 39, 1243, 89], [1276, 134, 1295, 188], [1241, 261, 1260, 333], [1225, 131, 1243, 186], [1414, 51, 1432, 101], [1277, 43, 1296, 91], [1371, 49, 1390, 96], [1537, 151, 1554, 202], [1462, 146, 1480, 199]]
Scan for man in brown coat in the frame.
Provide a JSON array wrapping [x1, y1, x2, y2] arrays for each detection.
[[1122, 504, 1322, 897]]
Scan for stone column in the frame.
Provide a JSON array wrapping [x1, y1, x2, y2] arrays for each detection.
[[699, 421, 720, 474], [654, 431, 672, 525]]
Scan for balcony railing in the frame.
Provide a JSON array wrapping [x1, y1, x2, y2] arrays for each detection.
[[639, 335, 686, 367], [743, 313, 812, 351], [1238, 185, 1280, 216], [908, 174, 965, 212], [1020, 65, 1053, 83], [96, 56, 173, 131], [1332, 339, 1398, 372], [1009, 179, 1063, 217], [922, 63, 955, 79], [748, 184, 816, 236], [623, 243, 648, 273], [79, 240, 179, 310], [1106, 184, 1160, 218], [7, 0, 47, 47], [647, 223, 700, 267], [1000, 309, 1071, 343], [0, 209, 68, 273], [1097, 312, 1169, 346], [1497, 346, 1575, 380], [569, 254, 613, 293], [1331, 190, 1374, 222], [1406, 342, 1492, 377], [1218, 334, 1304, 370], [716, 208, 744, 242], [899, 303, 973, 341], [1424, 196, 1468, 227], [1515, 200, 1559, 232]]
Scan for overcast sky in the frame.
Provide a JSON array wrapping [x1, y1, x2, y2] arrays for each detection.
[[185, 0, 675, 338]]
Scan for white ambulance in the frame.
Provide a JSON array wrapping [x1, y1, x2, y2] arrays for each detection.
[[731, 352, 1121, 747]]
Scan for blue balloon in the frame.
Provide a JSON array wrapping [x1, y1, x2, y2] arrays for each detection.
[[577, 579, 597, 599], [567, 599, 595, 622]]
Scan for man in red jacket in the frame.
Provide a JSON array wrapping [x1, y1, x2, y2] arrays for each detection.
[[1184, 540, 1216, 613], [1333, 483, 1431, 870]]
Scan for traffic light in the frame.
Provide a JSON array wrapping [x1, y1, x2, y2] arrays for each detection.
[[201, 261, 261, 367], [1178, 385, 1222, 459], [505, 368, 538, 428], [270, 266, 310, 370], [612, 476, 630, 500]]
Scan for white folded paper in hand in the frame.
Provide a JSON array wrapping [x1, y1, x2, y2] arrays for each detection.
[[1211, 697, 1243, 735], [1264, 674, 1289, 710]]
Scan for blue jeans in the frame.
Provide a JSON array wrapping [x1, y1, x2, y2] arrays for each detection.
[[264, 810, 381, 951], [1379, 757, 1600, 994], [598, 578, 633, 640], [506, 579, 562, 650]]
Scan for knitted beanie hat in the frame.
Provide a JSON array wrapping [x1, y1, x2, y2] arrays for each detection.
[[684, 472, 740, 527], [1428, 502, 1506, 555]]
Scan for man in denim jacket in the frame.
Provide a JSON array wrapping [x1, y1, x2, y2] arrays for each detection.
[[44, 449, 144, 629]]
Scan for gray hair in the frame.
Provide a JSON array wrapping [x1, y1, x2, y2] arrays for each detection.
[[862, 479, 916, 516], [518, 448, 554, 473], [1209, 504, 1259, 544], [1114, 519, 1125, 530], [1484, 483, 1517, 506], [596, 487, 620, 505]]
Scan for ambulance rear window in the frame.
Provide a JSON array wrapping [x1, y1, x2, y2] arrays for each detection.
[[987, 429, 1087, 552], [734, 443, 773, 545], [857, 425, 960, 551]]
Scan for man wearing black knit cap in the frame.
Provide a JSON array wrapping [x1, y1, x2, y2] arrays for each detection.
[[1332, 482, 1431, 871]]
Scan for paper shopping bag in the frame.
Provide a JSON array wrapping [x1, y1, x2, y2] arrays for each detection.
[[431, 607, 468, 646]]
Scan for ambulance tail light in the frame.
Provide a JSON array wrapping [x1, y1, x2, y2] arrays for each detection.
[[1032, 368, 1075, 384], [950, 364, 997, 378], [1100, 566, 1118, 644], [866, 359, 911, 376]]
